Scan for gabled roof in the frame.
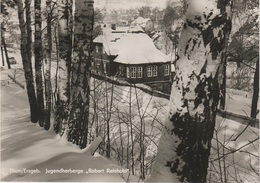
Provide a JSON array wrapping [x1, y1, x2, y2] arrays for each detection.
[[94, 26, 170, 65], [114, 33, 170, 64]]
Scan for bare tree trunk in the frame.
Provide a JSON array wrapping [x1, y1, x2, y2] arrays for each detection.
[[1, 45, 5, 66], [219, 53, 227, 110], [2, 34, 11, 69], [251, 59, 259, 119], [1, 23, 11, 69], [105, 79, 111, 158], [34, 0, 45, 127], [149, 1, 232, 182], [129, 85, 135, 175], [54, 0, 72, 135], [25, 0, 32, 65], [44, 0, 52, 130], [16, 0, 38, 123], [67, 0, 94, 149]]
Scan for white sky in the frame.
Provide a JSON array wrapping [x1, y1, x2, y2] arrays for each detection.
[[95, 0, 170, 11]]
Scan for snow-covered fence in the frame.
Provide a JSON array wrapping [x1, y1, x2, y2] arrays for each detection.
[[218, 109, 259, 128], [92, 73, 170, 99], [92, 73, 258, 128]]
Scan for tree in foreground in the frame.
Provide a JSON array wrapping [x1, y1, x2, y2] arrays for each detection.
[[67, 0, 94, 149], [44, 0, 53, 130], [54, 0, 72, 134], [149, 0, 232, 182], [34, 0, 45, 127], [15, 0, 38, 123]]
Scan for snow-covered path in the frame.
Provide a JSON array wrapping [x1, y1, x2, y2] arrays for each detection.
[[0, 82, 139, 182]]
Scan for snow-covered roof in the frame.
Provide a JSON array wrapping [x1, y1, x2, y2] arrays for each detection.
[[131, 17, 151, 29], [111, 26, 129, 33], [114, 33, 170, 64], [94, 27, 127, 55], [93, 26, 170, 64]]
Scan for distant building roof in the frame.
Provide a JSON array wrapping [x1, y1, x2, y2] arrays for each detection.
[[131, 17, 151, 28]]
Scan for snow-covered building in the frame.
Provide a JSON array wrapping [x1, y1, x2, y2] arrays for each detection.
[[112, 33, 171, 84], [93, 27, 173, 88]]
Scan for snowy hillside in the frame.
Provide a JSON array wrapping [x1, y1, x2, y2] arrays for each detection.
[[1, 67, 259, 182], [1, 80, 140, 182]]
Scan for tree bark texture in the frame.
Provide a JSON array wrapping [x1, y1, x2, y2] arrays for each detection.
[[54, 0, 72, 135], [44, 0, 52, 130], [251, 59, 259, 119], [34, 0, 45, 127], [149, 0, 232, 182], [16, 0, 38, 123], [67, 0, 94, 149]]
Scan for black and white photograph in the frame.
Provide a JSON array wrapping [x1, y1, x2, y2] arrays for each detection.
[[0, 0, 259, 182]]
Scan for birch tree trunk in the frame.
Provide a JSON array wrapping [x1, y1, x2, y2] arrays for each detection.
[[34, 0, 45, 126], [44, 0, 52, 130], [16, 0, 38, 123], [149, 0, 232, 182], [54, 0, 72, 135], [67, 0, 94, 149]]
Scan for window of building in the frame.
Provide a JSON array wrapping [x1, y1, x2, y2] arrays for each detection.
[[130, 67, 136, 78], [95, 45, 99, 53], [152, 65, 157, 77], [137, 66, 142, 78], [147, 65, 158, 77], [147, 66, 152, 77], [164, 64, 169, 76]]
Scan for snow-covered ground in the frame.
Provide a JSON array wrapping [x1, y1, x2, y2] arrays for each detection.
[[0, 55, 259, 182], [0, 80, 140, 182]]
